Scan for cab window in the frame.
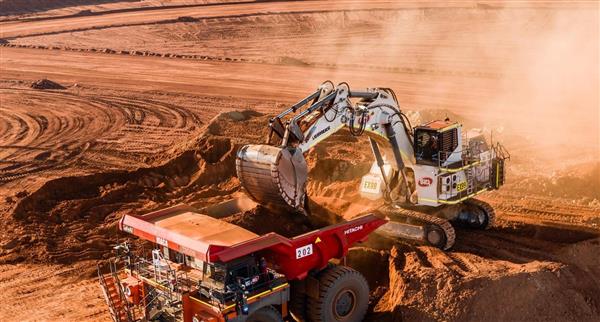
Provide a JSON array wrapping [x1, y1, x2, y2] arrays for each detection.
[[415, 129, 439, 164]]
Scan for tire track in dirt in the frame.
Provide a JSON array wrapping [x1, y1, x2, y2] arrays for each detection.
[[1, 6, 507, 80], [1, 1, 473, 39], [0, 0, 259, 20], [0, 88, 202, 184], [485, 193, 600, 229], [451, 221, 599, 265], [0, 263, 108, 321]]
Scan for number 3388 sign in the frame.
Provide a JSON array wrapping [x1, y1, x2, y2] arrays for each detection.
[[296, 244, 313, 259]]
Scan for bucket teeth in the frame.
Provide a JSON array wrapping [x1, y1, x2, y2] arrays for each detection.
[[236, 144, 308, 210]]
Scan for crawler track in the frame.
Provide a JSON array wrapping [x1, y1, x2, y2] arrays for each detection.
[[379, 205, 456, 250], [464, 198, 496, 229]]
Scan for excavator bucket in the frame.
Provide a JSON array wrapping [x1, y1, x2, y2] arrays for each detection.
[[236, 144, 308, 210]]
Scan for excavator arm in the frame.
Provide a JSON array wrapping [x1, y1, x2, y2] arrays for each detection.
[[236, 82, 416, 211]]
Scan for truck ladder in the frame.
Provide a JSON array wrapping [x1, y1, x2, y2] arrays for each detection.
[[98, 267, 130, 322]]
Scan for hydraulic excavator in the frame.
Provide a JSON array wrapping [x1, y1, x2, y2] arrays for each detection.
[[236, 81, 510, 250]]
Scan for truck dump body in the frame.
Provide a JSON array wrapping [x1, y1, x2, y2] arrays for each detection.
[[104, 203, 387, 322], [214, 214, 387, 280], [120, 204, 259, 262], [119, 204, 387, 280]]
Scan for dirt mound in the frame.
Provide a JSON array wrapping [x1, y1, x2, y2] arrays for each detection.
[[0, 110, 267, 264], [372, 240, 600, 322], [0, 107, 374, 264], [177, 16, 198, 22], [0, 108, 329, 264], [225, 206, 315, 238], [30, 78, 66, 89], [2, 149, 202, 263], [346, 247, 390, 291]]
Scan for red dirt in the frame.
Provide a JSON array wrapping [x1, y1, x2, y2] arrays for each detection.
[[2, 110, 599, 321], [0, 1, 598, 321]]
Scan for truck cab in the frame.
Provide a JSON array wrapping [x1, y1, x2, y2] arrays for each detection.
[[194, 254, 287, 308], [185, 255, 289, 322]]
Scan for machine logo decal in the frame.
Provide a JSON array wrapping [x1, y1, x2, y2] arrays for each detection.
[[344, 225, 363, 235], [296, 244, 313, 259], [122, 225, 134, 234], [418, 177, 433, 187], [156, 236, 168, 247], [312, 126, 331, 141]]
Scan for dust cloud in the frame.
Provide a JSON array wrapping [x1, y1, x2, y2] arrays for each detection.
[[313, 5, 599, 168], [480, 7, 599, 156]]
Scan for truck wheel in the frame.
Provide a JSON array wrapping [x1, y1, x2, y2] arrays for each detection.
[[247, 306, 283, 322], [307, 265, 369, 322]]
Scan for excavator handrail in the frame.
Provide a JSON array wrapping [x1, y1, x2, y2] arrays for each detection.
[[494, 142, 511, 160]]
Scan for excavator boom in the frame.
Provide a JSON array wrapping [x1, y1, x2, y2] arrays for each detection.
[[237, 82, 414, 211]]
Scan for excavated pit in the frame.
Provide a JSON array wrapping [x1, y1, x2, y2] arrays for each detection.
[[2, 110, 599, 321]]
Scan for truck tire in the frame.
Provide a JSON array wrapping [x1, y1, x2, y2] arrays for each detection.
[[290, 282, 308, 321], [307, 265, 369, 322], [247, 306, 284, 322]]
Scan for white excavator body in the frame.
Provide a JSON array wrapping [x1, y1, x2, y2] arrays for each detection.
[[236, 81, 510, 250]]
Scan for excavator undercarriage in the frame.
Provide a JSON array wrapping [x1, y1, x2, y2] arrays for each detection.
[[236, 81, 509, 250]]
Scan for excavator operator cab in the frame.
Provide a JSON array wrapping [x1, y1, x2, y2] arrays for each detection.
[[414, 120, 460, 166]]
